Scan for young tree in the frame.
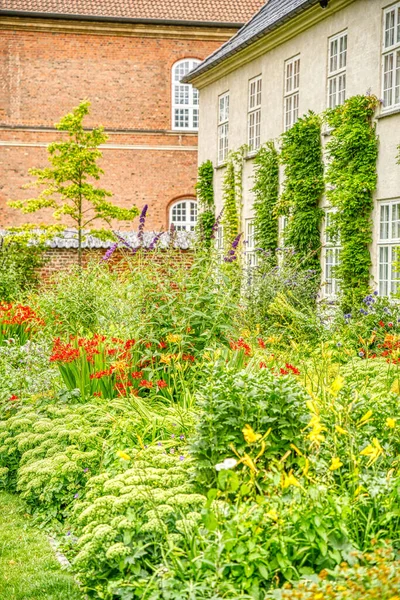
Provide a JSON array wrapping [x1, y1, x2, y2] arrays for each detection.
[[9, 101, 139, 265]]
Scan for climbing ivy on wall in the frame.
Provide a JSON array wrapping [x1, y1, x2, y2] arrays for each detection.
[[195, 160, 215, 247], [279, 111, 324, 273], [325, 94, 379, 309], [222, 147, 246, 248], [251, 140, 279, 258]]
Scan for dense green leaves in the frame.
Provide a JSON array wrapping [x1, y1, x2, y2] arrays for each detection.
[[195, 160, 215, 247], [252, 141, 279, 256], [279, 111, 324, 274], [325, 95, 379, 309]]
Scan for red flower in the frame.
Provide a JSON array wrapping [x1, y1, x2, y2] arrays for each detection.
[[90, 367, 114, 380], [124, 339, 136, 349], [93, 391, 102, 397], [285, 363, 300, 375], [158, 340, 167, 349], [9, 394, 19, 401], [139, 379, 153, 388], [182, 354, 195, 362], [379, 320, 385, 327], [229, 338, 252, 356], [257, 338, 266, 349], [131, 371, 143, 379], [259, 361, 267, 369], [280, 368, 289, 375], [157, 379, 167, 388]]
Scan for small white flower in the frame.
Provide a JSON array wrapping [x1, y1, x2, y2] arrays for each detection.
[[215, 458, 237, 471]]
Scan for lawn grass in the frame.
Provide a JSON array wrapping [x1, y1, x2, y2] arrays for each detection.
[[0, 492, 82, 600]]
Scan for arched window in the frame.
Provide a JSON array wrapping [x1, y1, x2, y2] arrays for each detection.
[[172, 59, 201, 130], [170, 199, 198, 231]]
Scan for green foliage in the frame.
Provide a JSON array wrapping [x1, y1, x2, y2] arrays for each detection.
[[196, 160, 215, 248], [279, 112, 324, 273], [244, 248, 321, 340], [325, 95, 379, 309], [222, 148, 246, 248], [191, 357, 308, 487], [0, 237, 46, 301], [71, 446, 204, 599], [274, 546, 400, 600], [252, 141, 279, 255], [8, 101, 139, 263]]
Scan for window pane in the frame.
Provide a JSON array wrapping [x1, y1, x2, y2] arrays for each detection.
[[384, 53, 394, 107], [379, 246, 389, 296], [339, 34, 347, 69], [330, 38, 338, 73], [380, 204, 390, 240], [385, 9, 395, 48], [396, 50, 400, 105]]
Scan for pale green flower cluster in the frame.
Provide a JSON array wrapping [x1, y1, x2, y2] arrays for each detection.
[[0, 403, 108, 509], [72, 446, 205, 593]]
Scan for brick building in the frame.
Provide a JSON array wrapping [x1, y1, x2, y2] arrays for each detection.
[[0, 0, 263, 233]]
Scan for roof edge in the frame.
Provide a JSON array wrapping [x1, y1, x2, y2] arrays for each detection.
[[182, 0, 321, 83], [0, 9, 245, 29]]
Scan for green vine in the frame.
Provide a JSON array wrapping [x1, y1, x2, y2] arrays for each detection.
[[279, 111, 324, 273], [251, 141, 279, 258], [222, 147, 246, 248], [325, 94, 379, 309], [195, 160, 215, 247]]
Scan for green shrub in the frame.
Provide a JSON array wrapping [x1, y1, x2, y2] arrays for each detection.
[[0, 238, 46, 301], [71, 446, 205, 599], [191, 355, 309, 486]]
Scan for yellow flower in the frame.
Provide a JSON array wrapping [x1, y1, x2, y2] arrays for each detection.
[[335, 424, 348, 435], [241, 453, 257, 473], [266, 508, 279, 521], [391, 379, 400, 394], [357, 410, 373, 427], [160, 354, 171, 364], [281, 470, 301, 489], [116, 450, 131, 461], [242, 424, 262, 444], [386, 417, 396, 428], [240, 329, 250, 338], [360, 437, 384, 466], [330, 375, 345, 396], [290, 443, 303, 456], [166, 333, 182, 344], [329, 457, 343, 471], [306, 414, 327, 447]]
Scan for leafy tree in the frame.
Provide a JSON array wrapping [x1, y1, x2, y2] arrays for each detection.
[[9, 101, 139, 265]]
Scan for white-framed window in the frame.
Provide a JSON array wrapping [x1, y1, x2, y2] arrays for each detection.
[[323, 211, 341, 298], [170, 199, 198, 231], [172, 59, 201, 130], [245, 219, 258, 267], [284, 56, 300, 131], [328, 31, 347, 108], [218, 92, 229, 164], [378, 200, 400, 295], [215, 225, 225, 263], [382, 3, 400, 110], [248, 76, 262, 153]]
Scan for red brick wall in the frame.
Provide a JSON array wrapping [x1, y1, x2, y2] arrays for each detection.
[[0, 22, 227, 230], [40, 247, 193, 279]]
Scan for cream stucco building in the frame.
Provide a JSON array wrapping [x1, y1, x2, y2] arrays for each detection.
[[185, 0, 400, 297]]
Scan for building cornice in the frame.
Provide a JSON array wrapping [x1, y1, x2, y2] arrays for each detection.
[[189, 0, 355, 89], [0, 15, 238, 41]]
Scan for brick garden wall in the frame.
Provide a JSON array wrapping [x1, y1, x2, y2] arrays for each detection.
[[0, 20, 231, 231], [40, 247, 193, 279]]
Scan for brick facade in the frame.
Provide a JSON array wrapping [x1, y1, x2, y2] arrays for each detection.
[[0, 18, 235, 231]]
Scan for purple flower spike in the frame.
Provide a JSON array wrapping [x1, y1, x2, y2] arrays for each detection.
[[148, 231, 163, 251], [102, 242, 118, 261], [74, 493, 79, 499], [210, 208, 224, 239], [138, 204, 148, 240], [179, 455, 185, 461]]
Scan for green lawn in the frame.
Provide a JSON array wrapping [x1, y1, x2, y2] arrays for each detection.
[[0, 492, 82, 600]]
